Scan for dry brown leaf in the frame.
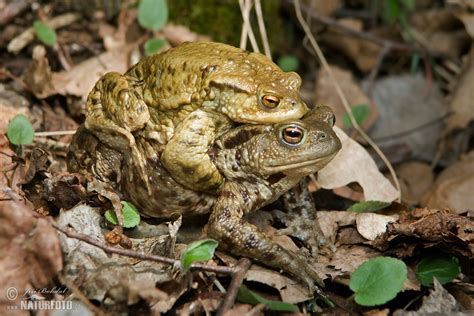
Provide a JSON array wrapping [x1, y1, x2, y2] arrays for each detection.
[[355, 213, 397, 241], [445, 46, 474, 133], [376, 208, 473, 258], [410, 8, 470, 58], [314, 64, 378, 131], [457, 11, 474, 38], [393, 279, 462, 315], [317, 127, 399, 202], [245, 266, 311, 304], [317, 211, 357, 244], [0, 192, 63, 311], [320, 18, 381, 72], [422, 151, 474, 213], [160, 24, 211, 46], [309, 0, 341, 16], [23, 46, 56, 99], [368, 73, 445, 162], [0, 83, 30, 132], [396, 161, 434, 206]]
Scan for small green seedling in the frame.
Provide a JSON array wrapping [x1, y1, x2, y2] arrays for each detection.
[[277, 55, 299, 72], [33, 20, 57, 46], [7, 114, 35, 145], [138, 0, 168, 31], [180, 239, 218, 272], [105, 201, 141, 228], [237, 285, 299, 312], [347, 200, 391, 213], [144, 38, 167, 55], [342, 104, 370, 128]]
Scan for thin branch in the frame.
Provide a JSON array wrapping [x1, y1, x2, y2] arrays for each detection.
[[216, 258, 251, 316], [254, 0, 272, 60], [293, 0, 401, 202], [53, 223, 235, 275], [239, 0, 260, 52], [35, 130, 77, 137]]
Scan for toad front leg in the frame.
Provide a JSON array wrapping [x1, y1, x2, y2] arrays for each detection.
[[161, 109, 232, 192], [85, 72, 151, 192], [208, 182, 324, 292]]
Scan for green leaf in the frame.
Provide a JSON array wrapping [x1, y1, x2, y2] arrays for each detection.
[[33, 20, 57, 46], [144, 38, 167, 55], [342, 104, 370, 128], [105, 201, 141, 228], [138, 0, 168, 31], [383, 0, 401, 24], [350, 256, 407, 306], [347, 201, 391, 213], [180, 239, 218, 272], [400, 0, 415, 11], [7, 114, 35, 145], [237, 285, 299, 312], [277, 55, 299, 72], [416, 255, 460, 286]]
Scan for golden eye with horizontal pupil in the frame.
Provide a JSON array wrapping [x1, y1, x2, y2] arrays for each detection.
[[261, 95, 280, 109], [281, 126, 305, 145]]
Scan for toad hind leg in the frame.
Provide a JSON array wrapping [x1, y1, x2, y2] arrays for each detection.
[[161, 109, 232, 192], [208, 182, 324, 293], [85, 72, 151, 193]]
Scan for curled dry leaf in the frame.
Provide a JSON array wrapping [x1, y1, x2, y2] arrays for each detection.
[[396, 161, 434, 206], [0, 192, 63, 310], [320, 18, 381, 72], [422, 151, 474, 213], [317, 126, 399, 202], [355, 213, 397, 241], [314, 64, 378, 131], [375, 208, 473, 258], [445, 46, 474, 134]]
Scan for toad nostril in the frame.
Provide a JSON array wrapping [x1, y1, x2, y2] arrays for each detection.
[[291, 101, 296, 106], [318, 132, 327, 140]]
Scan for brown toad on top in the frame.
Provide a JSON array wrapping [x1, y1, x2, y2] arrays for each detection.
[[68, 106, 341, 291], [84, 41, 308, 193]]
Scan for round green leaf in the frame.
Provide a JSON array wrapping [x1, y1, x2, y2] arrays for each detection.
[[277, 55, 299, 72], [342, 104, 370, 128], [104, 201, 140, 228], [180, 239, 218, 272], [33, 20, 57, 46], [144, 38, 167, 56], [347, 201, 391, 213], [350, 257, 407, 306], [416, 255, 460, 286], [7, 114, 35, 145], [138, 0, 168, 31]]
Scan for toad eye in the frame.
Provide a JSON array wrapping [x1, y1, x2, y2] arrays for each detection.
[[280, 125, 306, 146], [261, 95, 280, 109]]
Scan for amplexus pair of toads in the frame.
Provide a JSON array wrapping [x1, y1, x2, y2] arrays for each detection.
[[67, 41, 342, 292]]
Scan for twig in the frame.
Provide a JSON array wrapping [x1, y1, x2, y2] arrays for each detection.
[[216, 258, 251, 316], [0, 0, 29, 25], [33, 137, 70, 150], [35, 130, 77, 137], [293, 0, 401, 202], [254, 0, 271, 60], [239, 0, 260, 53], [58, 275, 109, 316], [365, 44, 391, 95], [7, 13, 79, 54], [52, 222, 235, 275]]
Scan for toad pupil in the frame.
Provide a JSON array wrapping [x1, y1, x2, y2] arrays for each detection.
[[283, 126, 304, 144]]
